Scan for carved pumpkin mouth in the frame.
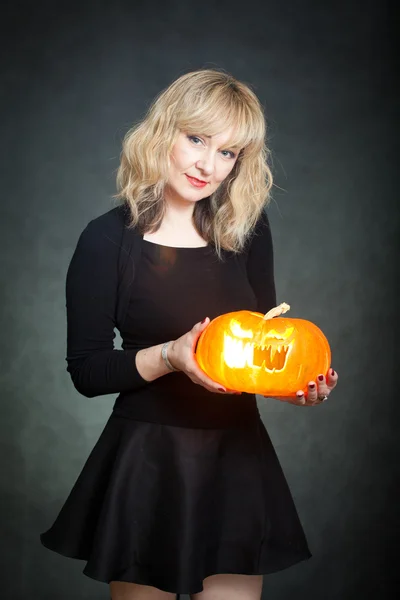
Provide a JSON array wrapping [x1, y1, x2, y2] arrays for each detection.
[[223, 335, 293, 373], [253, 343, 290, 372]]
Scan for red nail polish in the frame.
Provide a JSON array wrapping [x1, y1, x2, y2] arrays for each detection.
[[201, 318, 207, 324], [318, 375, 324, 381], [218, 387, 225, 392], [331, 369, 335, 376], [309, 383, 315, 389]]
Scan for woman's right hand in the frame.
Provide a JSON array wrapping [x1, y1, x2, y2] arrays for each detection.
[[168, 317, 240, 395]]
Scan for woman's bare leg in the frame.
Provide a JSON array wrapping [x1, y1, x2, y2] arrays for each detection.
[[190, 573, 264, 600], [109, 581, 177, 600]]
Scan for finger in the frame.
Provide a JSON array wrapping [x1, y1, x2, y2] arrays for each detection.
[[271, 392, 305, 405], [193, 379, 236, 395], [326, 368, 338, 392], [194, 317, 209, 334], [189, 365, 230, 394], [192, 317, 210, 352], [306, 381, 318, 403], [190, 376, 224, 394], [190, 351, 232, 394], [317, 373, 330, 397], [295, 391, 306, 406], [195, 374, 227, 393]]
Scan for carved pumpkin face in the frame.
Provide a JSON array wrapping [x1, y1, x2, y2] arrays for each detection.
[[195, 310, 331, 396]]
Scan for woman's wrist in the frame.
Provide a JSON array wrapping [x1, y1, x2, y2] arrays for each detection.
[[166, 340, 181, 371], [161, 341, 180, 372]]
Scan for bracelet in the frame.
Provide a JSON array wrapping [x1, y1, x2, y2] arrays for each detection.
[[161, 341, 180, 372]]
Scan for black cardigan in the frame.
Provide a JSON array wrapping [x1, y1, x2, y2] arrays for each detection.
[[65, 203, 276, 400]]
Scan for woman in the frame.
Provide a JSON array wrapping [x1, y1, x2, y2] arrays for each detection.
[[40, 68, 338, 600]]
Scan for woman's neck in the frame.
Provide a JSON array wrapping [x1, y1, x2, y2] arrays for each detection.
[[143, 201, 207, 247]]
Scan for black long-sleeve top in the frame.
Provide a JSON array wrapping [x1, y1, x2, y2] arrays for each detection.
[[65, 204, 276, 429]]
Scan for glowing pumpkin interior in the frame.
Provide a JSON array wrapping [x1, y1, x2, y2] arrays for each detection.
[[195, 309, 331, 396]]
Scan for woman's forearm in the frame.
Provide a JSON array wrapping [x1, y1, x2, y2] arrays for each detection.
[[135, 343, 176, 382]]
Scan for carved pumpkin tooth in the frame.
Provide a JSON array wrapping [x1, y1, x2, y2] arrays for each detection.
[[245, 341, 254, 368]]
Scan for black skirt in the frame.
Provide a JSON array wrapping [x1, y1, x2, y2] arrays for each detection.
[[40, 414, 312, 595]]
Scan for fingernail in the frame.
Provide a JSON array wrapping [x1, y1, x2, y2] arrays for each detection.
[[201, 318, 207, 324], [318, 375, 324, 381], [309, 383, 315, 389], [218, 387, 225, 392], [296, 392, 305, 405], [331, 369, 335, 376]]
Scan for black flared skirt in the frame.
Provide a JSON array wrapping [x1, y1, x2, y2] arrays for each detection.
[[40, 414, 311, 595]]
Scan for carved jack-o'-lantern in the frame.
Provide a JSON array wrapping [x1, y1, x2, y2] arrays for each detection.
[[195, 303, 331, 397]]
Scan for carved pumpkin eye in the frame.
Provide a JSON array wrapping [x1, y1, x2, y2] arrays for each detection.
[[229, 320, 253, 339], [264, 326, 295, 340], [195, 308, 331, 397]]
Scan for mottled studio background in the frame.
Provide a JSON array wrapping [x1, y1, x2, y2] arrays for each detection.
[[1, 0, 398, 598]]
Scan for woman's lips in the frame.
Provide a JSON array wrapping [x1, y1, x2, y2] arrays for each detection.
[[185, 174, 208, 188]]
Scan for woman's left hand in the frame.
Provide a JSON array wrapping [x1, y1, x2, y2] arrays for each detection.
[[264, 368, 338, 407]]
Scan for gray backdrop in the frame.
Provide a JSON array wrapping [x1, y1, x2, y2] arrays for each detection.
[[1, 0, 397, 598]]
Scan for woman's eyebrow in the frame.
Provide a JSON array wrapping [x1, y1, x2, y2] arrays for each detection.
[[201, 134, 239, 148]]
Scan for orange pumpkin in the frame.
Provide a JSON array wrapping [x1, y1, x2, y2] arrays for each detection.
[[195, 303, 331, 397]]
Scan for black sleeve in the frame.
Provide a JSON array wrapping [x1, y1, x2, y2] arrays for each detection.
[[246, 209, 277, 314], [65, 218, 149, 398]]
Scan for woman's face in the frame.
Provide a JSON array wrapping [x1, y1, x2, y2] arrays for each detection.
[[165, 128, 240, 205]]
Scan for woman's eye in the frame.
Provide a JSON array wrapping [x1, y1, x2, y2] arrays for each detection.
[[188, 135, 202, 145], [188, 135, 236, 159], [221, 150, 236, 159]]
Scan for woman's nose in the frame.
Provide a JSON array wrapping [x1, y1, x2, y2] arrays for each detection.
[[196, 158, 214, 175]]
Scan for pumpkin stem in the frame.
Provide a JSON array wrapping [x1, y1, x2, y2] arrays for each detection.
[[263, 302, 291, 320]]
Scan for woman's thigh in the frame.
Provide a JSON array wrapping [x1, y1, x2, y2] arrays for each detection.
[[109, 581, 176, 600], [190, 573, 264, 600]]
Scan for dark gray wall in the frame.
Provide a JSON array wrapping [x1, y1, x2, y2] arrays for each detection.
[[1, 1, 397, 598]]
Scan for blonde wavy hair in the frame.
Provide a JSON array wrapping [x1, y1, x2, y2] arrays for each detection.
[[113, 68, 274, 256]]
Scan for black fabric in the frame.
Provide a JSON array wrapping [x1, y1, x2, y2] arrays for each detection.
[[65, 205, 149, 397], [40, 204, 312, 594], [40, 415, 312, 595], [112, 235, 269, 428], [64, 203, 277, 408]]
